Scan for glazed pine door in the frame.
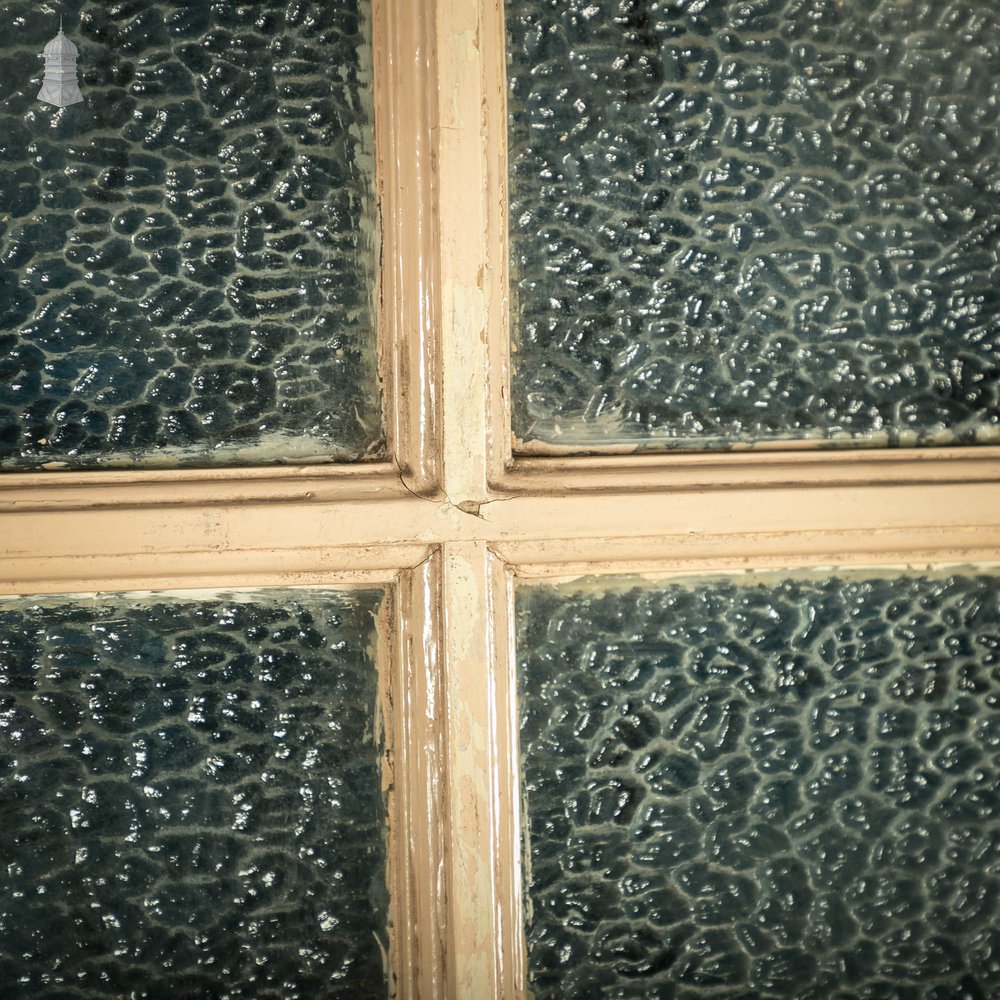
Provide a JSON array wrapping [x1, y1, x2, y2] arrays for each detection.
[[2, 1, 1000, 998]]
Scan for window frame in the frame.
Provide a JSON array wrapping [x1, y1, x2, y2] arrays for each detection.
[[1, 0, 1000, 997]]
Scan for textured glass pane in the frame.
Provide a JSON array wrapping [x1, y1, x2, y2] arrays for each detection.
[[0, 2, 378, 470], [507, 0, 1000, 451], [518, 573, 1000, 998], [0, 590, 387, 997]]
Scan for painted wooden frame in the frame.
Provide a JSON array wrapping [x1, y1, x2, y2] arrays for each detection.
[[1, 0, 1000, 997]]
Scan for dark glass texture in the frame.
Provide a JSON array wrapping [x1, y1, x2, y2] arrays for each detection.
[[0, 590, 388, 998], [0, 1, 379, 470], [518, 573, 1000, 998], [507, 0, 1000, 450]]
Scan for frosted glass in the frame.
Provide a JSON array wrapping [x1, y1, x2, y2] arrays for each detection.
[[0, 2, 379, 470], [507, 0, 1000, 452], [0, 590, 387, 997], [518, 572, 1000, 998]]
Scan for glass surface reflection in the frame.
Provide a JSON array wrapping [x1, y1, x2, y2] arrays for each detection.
[[0, 1, 379, 470], [0, 589, 388, 997], [508, 0, 1000, 452], [518, 571, 1000, 997]]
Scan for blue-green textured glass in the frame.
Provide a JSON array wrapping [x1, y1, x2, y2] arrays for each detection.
[[0, 590, 387, 998], [0, 1, 379, 470], [507, 0, 1000, 451], [517, 573, 1000, 998]]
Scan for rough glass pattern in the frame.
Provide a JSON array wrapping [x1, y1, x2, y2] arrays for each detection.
[[0, 1, 379, 470], [0, 590, 388, 997], [518, 573, 1000, 998], [507, 0, 1000, 451]]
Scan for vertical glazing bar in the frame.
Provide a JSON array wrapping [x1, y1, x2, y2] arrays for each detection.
[[487, 552, 527, 997], [386, 559, 449, 999], [481, 0, 514, 487], [375, 0, 442, 494], [441, 542, 525, 998], [434, 0, 511, 504]]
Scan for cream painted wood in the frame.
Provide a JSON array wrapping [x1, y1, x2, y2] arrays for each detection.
[[375, 0, 441, 495], [439, 544, 524, 1000], [1, 0, 1000, 998], [435, 0, 508, 503], [3, 481, 999, 593], [385, 558, 449, 999]]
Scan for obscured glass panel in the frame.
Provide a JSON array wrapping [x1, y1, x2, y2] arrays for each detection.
[[507, 0, 1000, 451], [0, 589, 387, 997], [518, 572, 1000, 997], [0, 2, 379, 470]]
